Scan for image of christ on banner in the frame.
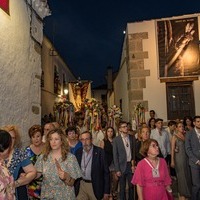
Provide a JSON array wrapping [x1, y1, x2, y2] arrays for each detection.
[[157, 17, 200, 78], [69, 81, 91, 112]]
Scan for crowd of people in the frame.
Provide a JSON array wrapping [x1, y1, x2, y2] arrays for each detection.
[[0, 110, 200, 200]]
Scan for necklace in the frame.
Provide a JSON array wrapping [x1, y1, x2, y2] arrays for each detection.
[[122, 135, 129, 147], [145, 157, 160, 178]]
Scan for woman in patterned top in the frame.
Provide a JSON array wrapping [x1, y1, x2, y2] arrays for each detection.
[[26, 125, 45, 199], [35, 128, 82, 200], [0, 129, 15, 200], [3, 125, 37, 200]]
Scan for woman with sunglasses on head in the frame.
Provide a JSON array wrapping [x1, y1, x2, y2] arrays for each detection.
[[132, 139, 172, 200]]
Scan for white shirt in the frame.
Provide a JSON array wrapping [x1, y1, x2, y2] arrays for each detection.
[[150, 128, 170, 158]]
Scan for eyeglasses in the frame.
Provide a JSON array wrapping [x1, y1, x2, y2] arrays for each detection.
[[68, 131, 75, 135], [150, 144, 158, 148], [80, 138, 91, 142]]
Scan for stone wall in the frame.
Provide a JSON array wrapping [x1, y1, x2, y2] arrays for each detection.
[[127, 32, 150, 119]]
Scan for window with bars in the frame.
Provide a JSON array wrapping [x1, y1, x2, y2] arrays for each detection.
[[166, 82, 195, 120]]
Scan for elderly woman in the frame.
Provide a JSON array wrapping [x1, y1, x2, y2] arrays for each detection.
[[3, 125, 36, 200], [132, 139, 172, 200], [35, 128, 82, 199], [0, 129, 15, 200], [26, 125, 45, 199]]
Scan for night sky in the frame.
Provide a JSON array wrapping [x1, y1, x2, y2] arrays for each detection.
[[44, 1, 200, 87]]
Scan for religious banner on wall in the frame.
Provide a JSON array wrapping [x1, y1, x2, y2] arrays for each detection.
[[69, 81, 91, 112], [0, 0, 9, 15], [157, 16, 200, 78], [54, 66, 61, 95]]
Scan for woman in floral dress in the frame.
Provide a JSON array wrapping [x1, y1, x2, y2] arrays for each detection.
[[0, 129, 15, 200], [26, 125, 45, 199], [35, 128, 82, 200]]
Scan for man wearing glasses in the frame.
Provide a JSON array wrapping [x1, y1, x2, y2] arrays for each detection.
[[75, 131, 110, 200], [113, 121, 136, 200]]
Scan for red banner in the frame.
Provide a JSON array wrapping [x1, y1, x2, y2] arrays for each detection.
[[0, 0, 9, 15]]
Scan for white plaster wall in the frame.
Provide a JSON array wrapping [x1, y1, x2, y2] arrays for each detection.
[[0, 1, 42, 146], [107, 91, 115, 108], [128, 21, 167, 120], [113, 63, 129, 121], [92, 89, 107, 103]]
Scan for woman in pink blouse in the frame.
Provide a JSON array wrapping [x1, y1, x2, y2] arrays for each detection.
[[132, 139, 172, 200]]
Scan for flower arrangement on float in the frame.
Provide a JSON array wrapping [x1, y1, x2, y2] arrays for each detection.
[[108, 105, 122, 130], [53, 95, 75, 127], [132, 102, 145, 130], [83, 98, 103, 131]]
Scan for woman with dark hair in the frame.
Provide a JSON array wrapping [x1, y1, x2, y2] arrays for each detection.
[[0, 129, 15, 199], [3, 125, 36, 200], [148, 118, 156, 130], [35, 128, 81, 199], [100, 127, 118, 199], [183, 116, 194, 132], [132, 139, 172, 200], [26, 125, 45, 199]]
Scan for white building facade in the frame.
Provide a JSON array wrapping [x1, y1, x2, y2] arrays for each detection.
[[113, 13, 200, 123], [41, 36, 76, 118], [0, 0, 50, 145]]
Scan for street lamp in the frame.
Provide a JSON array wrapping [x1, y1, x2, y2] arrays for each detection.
[[64, 88, 68, 95]]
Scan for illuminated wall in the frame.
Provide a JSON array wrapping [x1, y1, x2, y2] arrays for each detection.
[[41, 36, 76, 118], [0, 0, 49, 146]]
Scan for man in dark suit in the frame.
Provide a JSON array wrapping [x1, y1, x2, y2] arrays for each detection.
[[75, 131, 110, 200], [113, 121, 136, 200], [185, 115, 200, 200]]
